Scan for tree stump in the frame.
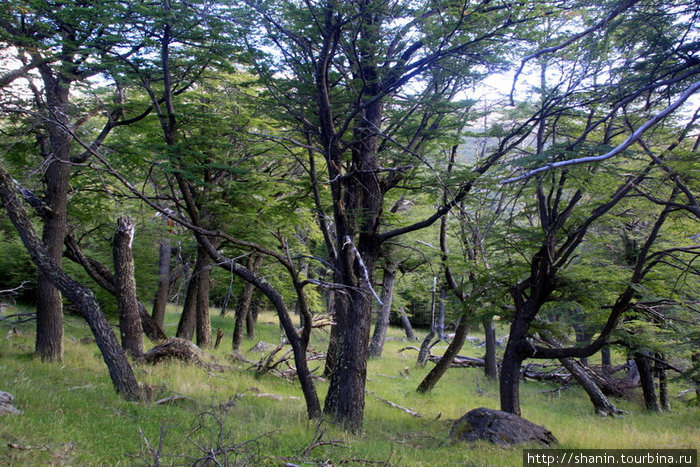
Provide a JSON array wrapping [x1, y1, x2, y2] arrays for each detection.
[[449, 407, 557, 446]]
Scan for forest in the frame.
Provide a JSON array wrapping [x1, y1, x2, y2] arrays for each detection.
[[0, 0, 699, 465]]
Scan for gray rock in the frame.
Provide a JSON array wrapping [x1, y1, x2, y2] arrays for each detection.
[[450, 407, 557, 446]]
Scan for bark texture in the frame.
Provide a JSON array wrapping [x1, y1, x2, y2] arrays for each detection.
[[113, 216, 144, 356]]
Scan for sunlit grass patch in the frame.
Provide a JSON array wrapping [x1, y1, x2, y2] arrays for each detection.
[[1, 304, 698, 465]]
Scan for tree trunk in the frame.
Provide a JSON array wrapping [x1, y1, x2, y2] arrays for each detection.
[[176, 271, 198, 340], [151, 239, 171, 328], [0, 167, 140, 400], [635, 351, 660, 412], [323, 288, 341, 377], [601, 346, 612, 368], [417, 314, 469, 393], [36, 145, 71, 362], [417, 328, 436, 367], [483, 316, 498, 381], [34, 74, 74, 363], [112, 217, 144, 357], [436, 287, 447, 340], [233, 254, 261, 353], [323, 286, 373, 432], [195, 245, 212, 348], [399, 307, 415, 340], [559, 357, 622, 415], [368, 261, 398, 358], [176, 246, 209, 340], [245, 291, 259, 339], [64, 234, 167, 342], [655, 353, 670, 411]]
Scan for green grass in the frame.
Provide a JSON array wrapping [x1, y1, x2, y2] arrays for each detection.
[[1, 305, 698, 466]]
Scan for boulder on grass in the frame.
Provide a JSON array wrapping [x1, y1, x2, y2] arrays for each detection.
[[450, 407, 557, 446]]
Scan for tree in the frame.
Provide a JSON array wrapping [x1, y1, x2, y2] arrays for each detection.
[[239, 0, 547, 431], [0, 163, 141, 400], [496, 0, 700, 415], [0, 0, 155, 360]]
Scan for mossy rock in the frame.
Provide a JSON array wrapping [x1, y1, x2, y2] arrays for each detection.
[[449, 407, 557, 446]]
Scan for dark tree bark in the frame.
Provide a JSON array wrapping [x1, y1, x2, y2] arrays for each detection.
[[176, 246, 209, 341], [233, 254, 262, 353], [417, 314, 469, 393], [323, 289, 341, 377], [245, 291, 259, 338], [655, 353, 670, 411], [0, 166, 140, 400], [368, 260, 399, 358], [176, 270, 198, 341], [151, 239, 171, 328], [35, 75, 72, 362], [195, 247, 212, 348], [635, 351, 660, 412], [113, 217, 144, 357], [483, 316, 498, 381], [601, 346, 612, 368]]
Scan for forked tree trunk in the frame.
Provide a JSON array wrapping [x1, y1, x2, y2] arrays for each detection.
[[0, 167, 140, 400], [151, 239, 171, 328], [113, 217, 144, 357]]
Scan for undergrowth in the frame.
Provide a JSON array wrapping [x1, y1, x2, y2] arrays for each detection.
[[0, 305, 698, 466]]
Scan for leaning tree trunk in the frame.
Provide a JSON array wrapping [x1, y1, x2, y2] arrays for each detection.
[[151, 239, 171, 328], [368, 261, 399, 358], [559, 356, 623, 415], [399, 307, 415, 340], [417, 314, 469, 393], [0, 167, 140, 400], [635, 351, 660, 412], [113, 217, 144, 357]]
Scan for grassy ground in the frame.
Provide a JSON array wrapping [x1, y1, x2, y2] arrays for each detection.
[[0, 304, 698, 466]]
